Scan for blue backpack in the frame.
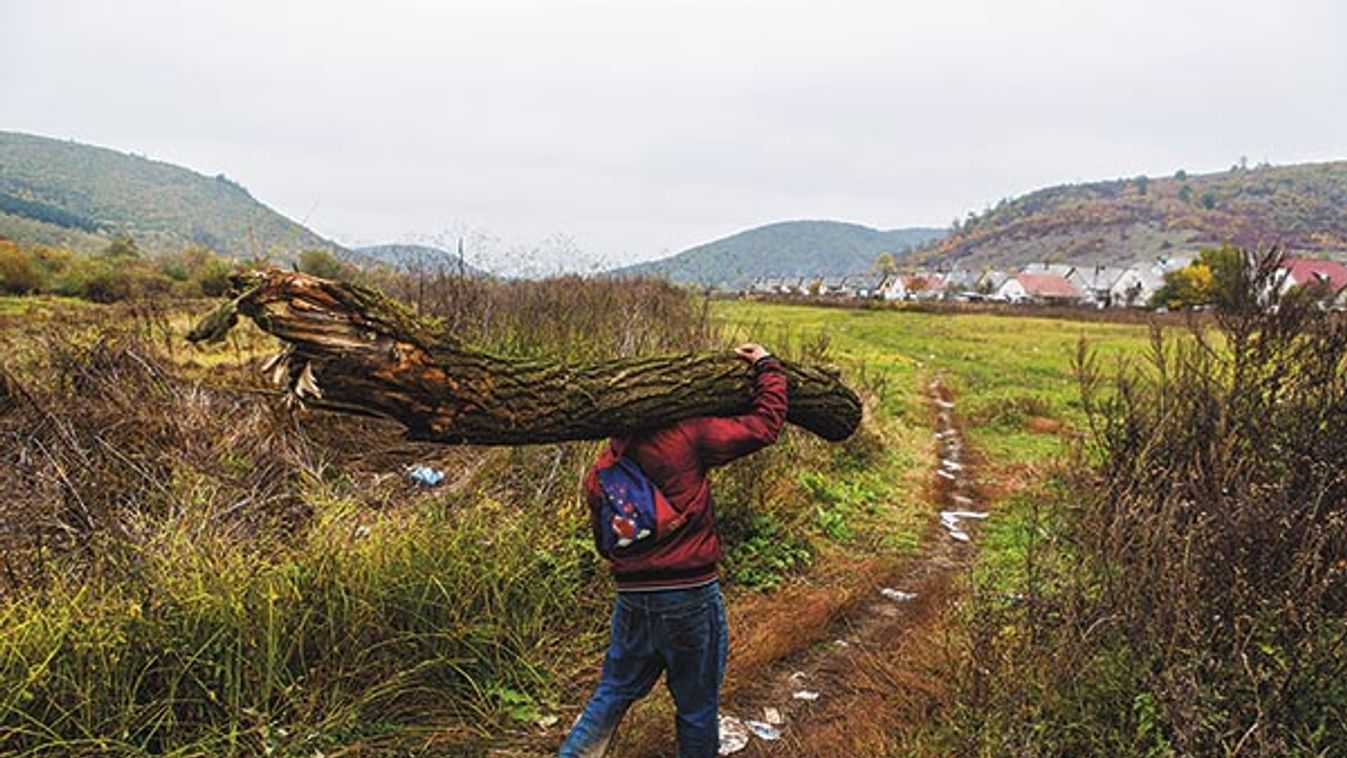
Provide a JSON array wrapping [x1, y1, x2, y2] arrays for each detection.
[[585, 440, 687, 558]]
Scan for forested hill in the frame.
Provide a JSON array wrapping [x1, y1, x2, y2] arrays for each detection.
[[915, 160, 1347, 269], [617, 220, 946, 288], [0, 130, 341, 258]]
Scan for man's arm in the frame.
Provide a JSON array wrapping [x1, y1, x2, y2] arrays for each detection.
[[692, 343, 789, 467]]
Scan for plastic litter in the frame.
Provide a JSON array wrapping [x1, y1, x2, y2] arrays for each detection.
[[792, 689, 821, 701], [745, 719, 781, 741], [941, 510, 989, 528], [407, 465, 445, 487], [536, 714, 559, 728], [941, 459, 963, 471], [934, 398, 955, 409], [789, 671, 808, 682], [936, 469, 957, 480], [718, 714, 750, 754], [880, 587, 918, 602], [763, 706, 783, 725]]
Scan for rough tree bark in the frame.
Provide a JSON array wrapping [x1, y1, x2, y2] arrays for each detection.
[[188, 270, 863, 445]]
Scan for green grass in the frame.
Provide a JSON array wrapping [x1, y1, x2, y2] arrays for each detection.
[[715, 301, 1154, 463], [0, 294, 92, 317]]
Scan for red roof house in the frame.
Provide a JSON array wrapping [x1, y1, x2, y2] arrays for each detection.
[[997, 272, 1083, 303], [1281, 258, 1347, 294]]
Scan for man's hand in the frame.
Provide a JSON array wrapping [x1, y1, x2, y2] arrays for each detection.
[[734, 343, 771, 364]]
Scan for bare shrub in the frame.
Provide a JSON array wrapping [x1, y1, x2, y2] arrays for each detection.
[[0, 330, 320, 588], [935, 249, 1346, 756], [363, 267, 713, 360], [1073, 249, 1347, 754]]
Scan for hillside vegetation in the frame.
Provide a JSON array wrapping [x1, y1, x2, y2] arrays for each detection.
[[918, 160, 1347, 268], [617, 220, 945, 288], [0, 131, 340, 258]]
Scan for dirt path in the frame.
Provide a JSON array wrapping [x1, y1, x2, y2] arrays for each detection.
[[486, 379, 997, 758], [698, 378, 989, 757]]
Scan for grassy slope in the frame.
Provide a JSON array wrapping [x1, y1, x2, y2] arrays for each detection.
[[0, 131, 340, 258], [915, 161, 1347, 269]]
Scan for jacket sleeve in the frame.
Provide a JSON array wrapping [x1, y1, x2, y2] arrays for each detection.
[[692, 356, 789, 468]]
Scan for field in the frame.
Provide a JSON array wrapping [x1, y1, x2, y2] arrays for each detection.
[[1, 281, 1342, 757]]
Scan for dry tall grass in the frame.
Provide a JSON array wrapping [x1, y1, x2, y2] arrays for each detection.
[[0, 270, 862, 755], [925, 250, 1346, 756]]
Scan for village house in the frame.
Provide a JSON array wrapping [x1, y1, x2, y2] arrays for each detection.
[[843, 274, 885, 299], [937, 268, 979, 295], [996, 270, 1084, 305], [875, 272, 943, 301], [1020, 262, 1077, 279], [975, 270, 1010, 296], [1278, 257, 1347, 300], [906, 272, 945, 301], [1067, 265, 1130, 307], [876, 273, 906, 301]]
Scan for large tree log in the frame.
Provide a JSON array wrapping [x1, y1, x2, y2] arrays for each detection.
[[188, 270, 862, 444]]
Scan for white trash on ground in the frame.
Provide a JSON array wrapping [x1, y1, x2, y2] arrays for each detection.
[[763, 706, 783, 725], [880, 587, 918, 602], [941, 510, 989, 526], [791, 690, 821, 701], [718, 715, 750, 754], [407, 464, 445, 487], [745, 719, 782, 741], [940, 509, 988, 543]]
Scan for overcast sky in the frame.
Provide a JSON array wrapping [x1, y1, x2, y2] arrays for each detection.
[[3, 0, 1345, 270]]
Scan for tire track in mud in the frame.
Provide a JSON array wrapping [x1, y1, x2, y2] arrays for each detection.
[[707, 377, 991, 757]]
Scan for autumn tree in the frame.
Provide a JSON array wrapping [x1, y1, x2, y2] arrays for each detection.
[[1194, 245, 1245, 310], [103, 234, 141, 259], [0, 241, 44, 294], [871, 251, 899, 277], [1152, 262, 1214, 309]]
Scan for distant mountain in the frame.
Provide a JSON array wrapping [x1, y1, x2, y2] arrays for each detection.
[[0, 130, 342, 259], [617, 220, 947, 288], [352, 244, 489, 277], [916, 161, 1347, 270]]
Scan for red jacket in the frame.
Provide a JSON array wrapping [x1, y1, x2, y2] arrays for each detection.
[[588, 357, 789, 591]]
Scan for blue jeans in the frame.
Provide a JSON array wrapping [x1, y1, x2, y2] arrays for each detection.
[[559, 581, 729, 758]]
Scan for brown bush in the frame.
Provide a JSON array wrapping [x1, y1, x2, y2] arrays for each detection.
[[362, 267, 714, 360], [936, 249, 1346, 756], [1071, 249, 1347, 754]]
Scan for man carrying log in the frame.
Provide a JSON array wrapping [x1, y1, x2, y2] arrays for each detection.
[[559, 343, 787, 758]]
